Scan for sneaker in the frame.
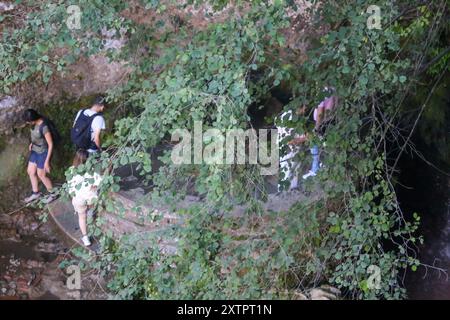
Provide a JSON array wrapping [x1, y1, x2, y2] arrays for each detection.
[[81, 235, 91, 247], [302, 170, 317, 180], [42, 192, 58, 204], [24, 192, 42, 203]]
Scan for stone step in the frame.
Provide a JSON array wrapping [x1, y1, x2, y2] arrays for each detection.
[[112, 188, 313, 221], [108, 191, 186, 228], [47, 200, 100, 253], [48, 187, 324, 256]]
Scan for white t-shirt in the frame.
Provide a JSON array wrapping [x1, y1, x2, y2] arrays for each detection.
[[74, 109, 106, 152], [68, 169, 103, 203]]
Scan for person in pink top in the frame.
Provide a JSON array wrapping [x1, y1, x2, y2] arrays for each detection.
[[302, 87, 338, 179]]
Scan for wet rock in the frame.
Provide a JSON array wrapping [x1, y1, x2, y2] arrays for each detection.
[[10, 211, 38, 233], [1, 208, 104, 300], [33, 242, 60, 253], [36, 221, 58, 239]]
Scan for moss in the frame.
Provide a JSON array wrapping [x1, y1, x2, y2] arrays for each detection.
[[0, 134, 30, 211], [0, 139, 26, 184], [0, 135, 6, 152]]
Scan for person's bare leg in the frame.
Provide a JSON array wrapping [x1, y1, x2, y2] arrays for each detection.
[[78, 211, 88, 236], [27, 162, 39, 193], [37, 168, 53, 192]]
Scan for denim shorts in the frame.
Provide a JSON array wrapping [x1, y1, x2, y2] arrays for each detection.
[[29, 150, 48, 169]]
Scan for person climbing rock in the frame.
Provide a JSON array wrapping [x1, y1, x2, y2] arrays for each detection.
[[67, 149, 103, 247], [302, 87, 339, 180], [23, 109, 57, 204], [71, 96, 106, 156]]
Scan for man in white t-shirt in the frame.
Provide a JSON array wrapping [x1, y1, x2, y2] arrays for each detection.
[[73, 96, 106, 154]]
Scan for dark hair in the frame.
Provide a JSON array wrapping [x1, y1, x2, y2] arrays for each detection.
[[73, 149, 88, 167], [23, 109, 42, 123], [93, 96, 106, 107]]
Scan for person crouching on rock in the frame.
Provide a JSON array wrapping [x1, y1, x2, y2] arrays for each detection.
[[67, 149, 102, 247], [23, 109, 56, 204]]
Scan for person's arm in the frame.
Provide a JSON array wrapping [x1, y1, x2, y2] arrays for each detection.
[[288, 133, 308, 145], [314, 106, 324, 131], [93, 129, 102, 152], [44, 132, 53, 173]]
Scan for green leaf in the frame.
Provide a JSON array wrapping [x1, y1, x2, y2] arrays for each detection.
[[36, 43, 48, 53]]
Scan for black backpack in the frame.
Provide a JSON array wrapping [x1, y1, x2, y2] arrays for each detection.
[[71, 109, 103, 150], [39, 118, 61, 147]]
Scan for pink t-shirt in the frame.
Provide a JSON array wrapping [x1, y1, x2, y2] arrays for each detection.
[[313, 96, 338, 122]]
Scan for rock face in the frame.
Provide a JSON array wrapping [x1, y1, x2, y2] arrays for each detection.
[[47, 55, 131, 102], [1, 0, 318, 134], [0, 96, 25, 135], [0, 56, 130, 134], [1, 18, 131, 134], [0, 4, 128, 133]]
